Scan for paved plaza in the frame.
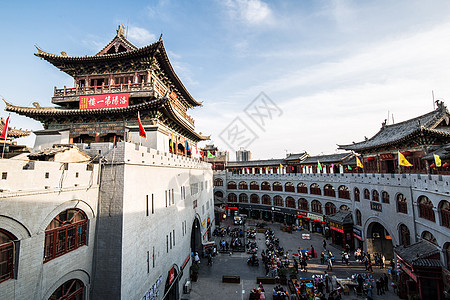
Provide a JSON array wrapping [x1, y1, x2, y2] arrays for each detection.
[[187, 218, 400, 300]]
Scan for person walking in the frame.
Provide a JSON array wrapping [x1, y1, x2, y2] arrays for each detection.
[[323, 239, 327, 249], [383, 273, 389, 291], [327, 257, 333, 271], [207, 253, 212, 266], [368, 261, 373, 272], [320, 251, 325, 264]]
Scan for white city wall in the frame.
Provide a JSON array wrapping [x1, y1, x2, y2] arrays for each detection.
[[0, 159, 99, 300], [97, 142, 213, 300]]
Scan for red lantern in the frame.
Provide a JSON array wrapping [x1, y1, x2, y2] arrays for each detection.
[[430, 163, 436, 168], [367, 156, 375, 162], [443, 162, 450, 168], [402, 151, 412, 156]]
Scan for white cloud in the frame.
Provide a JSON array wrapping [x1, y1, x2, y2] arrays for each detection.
[[223, 0, 273, 25], [127, 26, 156, 46]]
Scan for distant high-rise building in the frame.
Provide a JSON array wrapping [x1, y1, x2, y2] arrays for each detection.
[[236, 148, 251, 161]]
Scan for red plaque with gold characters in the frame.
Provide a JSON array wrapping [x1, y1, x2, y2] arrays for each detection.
[[79, 93, 129, 110]]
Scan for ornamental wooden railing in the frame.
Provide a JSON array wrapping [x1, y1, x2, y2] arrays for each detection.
[[54, 82, 155, 97]]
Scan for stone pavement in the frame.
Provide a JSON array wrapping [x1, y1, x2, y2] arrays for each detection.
[[187, 219, 400, 300]]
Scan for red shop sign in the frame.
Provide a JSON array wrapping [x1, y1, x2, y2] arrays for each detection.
[[297, 211, 308, 218], [380, 153, 394, 160], [168, 266, 175, 285], [331, 226, 344, 233], [79, 92, 129, 110]]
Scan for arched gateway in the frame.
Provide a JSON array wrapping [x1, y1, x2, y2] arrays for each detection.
[[366, 221, 394, 261]]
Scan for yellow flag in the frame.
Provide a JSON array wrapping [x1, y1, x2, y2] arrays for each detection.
[[398, 151, 413, 167], [280, 164, 284, 168], [356, 156, 364, 168], [434, 154, 442, 167]]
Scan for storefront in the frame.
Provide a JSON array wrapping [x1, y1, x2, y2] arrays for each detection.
[[327, 211, 353, 250], [395, 241, 444, 300], [307, 213, 324, 234], [352, 227, 363, 250], [296, 211, 310, 230]]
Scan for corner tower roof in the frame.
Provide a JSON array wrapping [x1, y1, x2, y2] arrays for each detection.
[[34, 27, 201, 108]]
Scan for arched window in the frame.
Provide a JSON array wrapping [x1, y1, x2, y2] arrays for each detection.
[[273, 182, 283, 192], [0, 229, 16, 283], [285, 182, 295, 193], [355, 210, 362, 226], [439, 200, 450, 228], [228, 193, 237, 202], [44, 209, 87, 262], [238, 181, 248, 190], [286, 197, 296, 208], [364, 189, 370, 200], [372, 190, 379, 202], [325, 202, 336, 215], [310, 183, 321, 195], [399, 224, 410, 246], [340, 205, 350, 212], [338, 185, 350, 200], [261, 182, 271, 191], [422, 231, 438, 245], [273, 196, 283, 207], [324, 184, 335, 197], [382, 191, 390, 204], [49, 279, 84, 300], [397, 194, 407, 214], [297, 182, 307, 193], [250, 181, 259, 190], [354, 187, 360, 202], [262, 195, 271, 205], [239, 193, 248, 203], [227, 181, 237, 189], [250, 194, 260, 204], [214, 178, 223, 187], [298, 198, 309, 211], [311, 200, 322, 214], [214, 191, 223, 198], [418, 196, 435, 222]]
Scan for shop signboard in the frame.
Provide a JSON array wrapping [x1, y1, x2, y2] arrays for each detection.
[[297, 211, 308, 218], [353, 227, 363, 240], [307, 213, 324, 223], [370, 202, 382, 212], [79, 92, 129, 109], [380, 153, 394, 160]]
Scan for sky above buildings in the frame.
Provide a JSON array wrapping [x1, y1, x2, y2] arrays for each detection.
[[2, 0, 450, 160]]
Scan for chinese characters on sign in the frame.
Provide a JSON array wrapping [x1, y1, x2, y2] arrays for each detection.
[[79, 93, 129, 110]]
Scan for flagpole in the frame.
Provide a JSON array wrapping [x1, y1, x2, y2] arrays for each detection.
[[1, 138, 6, 159]]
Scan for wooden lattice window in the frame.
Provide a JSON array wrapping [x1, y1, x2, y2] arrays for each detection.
[[273, 195, 283, 207], [298, 198, 309, 211], [228, 193, 237, 203], [261, 182, 271, 191], [250, 181, 259, 190], [338, 185, 350, 200], [364, 189, 370, 200], [382, 191, 390, 204], [49, 279, 84, 300], [285, 182, 295, 192], [0, 229, 16, 283], [311, 200, 322, 214], [297, 182, 308, 194], [238, 181, 248, 190], [418, 196, 435, 222], [372, 190, 379, 202], [214, 178, 223, 186], [397, 194, 408, 214], [400, 224, 410, 246], [325, 202, 336, 215], [44, 209, 87, 262], [227, 181, 237, 189], [286, 197, 296, 208], [324, 184, 335, 197], [262, 195, 271, 205], [439, 200, 450, 228], [238, 193, 248, 203], [273, 182, 283, 192], [250, 194, 259, 204], [354, 188, 360, 202], [310, 183, 321, 195]]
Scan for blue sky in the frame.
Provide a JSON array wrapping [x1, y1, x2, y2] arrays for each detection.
[[2, 0, 450, 159]]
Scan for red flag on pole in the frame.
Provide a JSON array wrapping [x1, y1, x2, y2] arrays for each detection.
[[1, 115, 10, 140], [138, 112, 147, 139]]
